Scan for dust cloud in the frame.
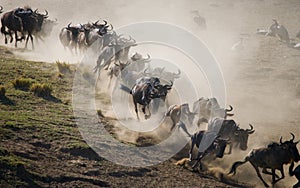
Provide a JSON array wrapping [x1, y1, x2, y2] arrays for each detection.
[[2, 0, 300, 187]]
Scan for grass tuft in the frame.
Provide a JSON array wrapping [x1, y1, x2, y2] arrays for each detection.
[[12, 78, 34, 91], [30, 83, 52, 97]]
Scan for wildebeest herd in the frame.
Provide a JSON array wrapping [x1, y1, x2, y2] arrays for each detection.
[[0, 6, 57, 49], [1, 5, 300, 188]]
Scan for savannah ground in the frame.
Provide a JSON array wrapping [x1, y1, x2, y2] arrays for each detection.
[[1, 0, 300, 187]]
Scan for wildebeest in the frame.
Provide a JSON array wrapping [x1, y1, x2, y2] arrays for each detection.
[[59, 23, 83, 54], [192, 97, 234, 125], [207, 117, 254, 154], [165, 103, 196, 131], [1, 7, 49, 49], [34, 18, 57, 42], [266, 19, 290, 44], [189, 130, 229, 170], [120, 77, 173, 120], [22, 9, 49, 49], [289, 161, 300, 188], [229, 133, 300, 187], [1, 7, 28, 47]]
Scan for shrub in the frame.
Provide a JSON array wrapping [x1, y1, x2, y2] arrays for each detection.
[[30, 83, 52, 97], [12, 78, 34, 91], [56, 61, 71, 74], [0, 86, 6, 97]]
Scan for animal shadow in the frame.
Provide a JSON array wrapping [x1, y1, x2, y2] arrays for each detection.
[[0, 96, 15, 105]]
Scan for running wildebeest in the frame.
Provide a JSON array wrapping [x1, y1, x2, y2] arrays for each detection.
[[229, 133, 300, 187], [1, 7, 29, 47], [266, 19, 290, 44], [207, 117, 254, 154], [189, 130, 229, 170], [120, 77, 173, 120]]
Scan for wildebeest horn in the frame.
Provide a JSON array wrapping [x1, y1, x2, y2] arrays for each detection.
[[226, 113, 234, 117], [246, 124, 254, 134], [34, 9, 38, 14], [44, 9, 48, 17], [67, 22, 72, 28], [143, 54, 151, 61], [0, 6, 3, 12], [106, 24, 113, 31], [226, 105, 233, 112], [102, 20, 108, 25], [290, 132, 295, 142], [94, 20, 99, 25], [280, 136, 283, 144]]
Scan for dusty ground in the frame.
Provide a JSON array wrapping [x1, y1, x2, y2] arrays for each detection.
[[1, 0, 300, 187]]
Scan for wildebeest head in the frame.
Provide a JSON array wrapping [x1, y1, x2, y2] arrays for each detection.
[[32, 9, 48, 32], [233, 124, 255, 150], [155, 81, 173, 101], [66, 23, 83, 40], [280, 133, 300, 162]]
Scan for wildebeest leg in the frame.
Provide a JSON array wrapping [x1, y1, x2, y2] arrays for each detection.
[[227, 142, 233, 154], [250, 161, 269, 187], [14, 31, 19, 48], [192, 152, 207, 171], [134, 100, 139, 120], [262, 168, 280, 178], [189, 136, 195, 160], [178, 122, 192, 137], [273, 166, 285, 184]]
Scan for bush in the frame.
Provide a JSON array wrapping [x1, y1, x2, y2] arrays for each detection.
[[30, 83, 52, 97], [0, 86, 6, 97], [56, 61, 71, 74], [12, 78, 34, 91]]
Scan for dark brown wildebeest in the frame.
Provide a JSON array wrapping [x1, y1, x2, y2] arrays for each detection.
[[229, 133, 300, 187], [120, 77, 173, 120], [207, 117, 254, 154], [289, 161, 300, 188], [189, 130, 229, 170], [0, 7, 28, 47], [21, 9, 49, 49]]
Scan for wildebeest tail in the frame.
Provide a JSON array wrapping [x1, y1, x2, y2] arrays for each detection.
[[228, 157, 249, 175], [119, 84, 131, 94]]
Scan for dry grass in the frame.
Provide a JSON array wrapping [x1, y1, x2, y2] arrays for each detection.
[[30, 83, 52, 97], [12, 78, 34, 91]]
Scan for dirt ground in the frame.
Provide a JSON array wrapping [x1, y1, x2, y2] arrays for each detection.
[[1, 0, 300, 187]]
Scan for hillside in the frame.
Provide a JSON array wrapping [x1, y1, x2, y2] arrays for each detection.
[[0, 46, 248, 187]]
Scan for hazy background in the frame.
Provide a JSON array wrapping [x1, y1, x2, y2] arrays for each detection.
[[2, 0, 300, 187]]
